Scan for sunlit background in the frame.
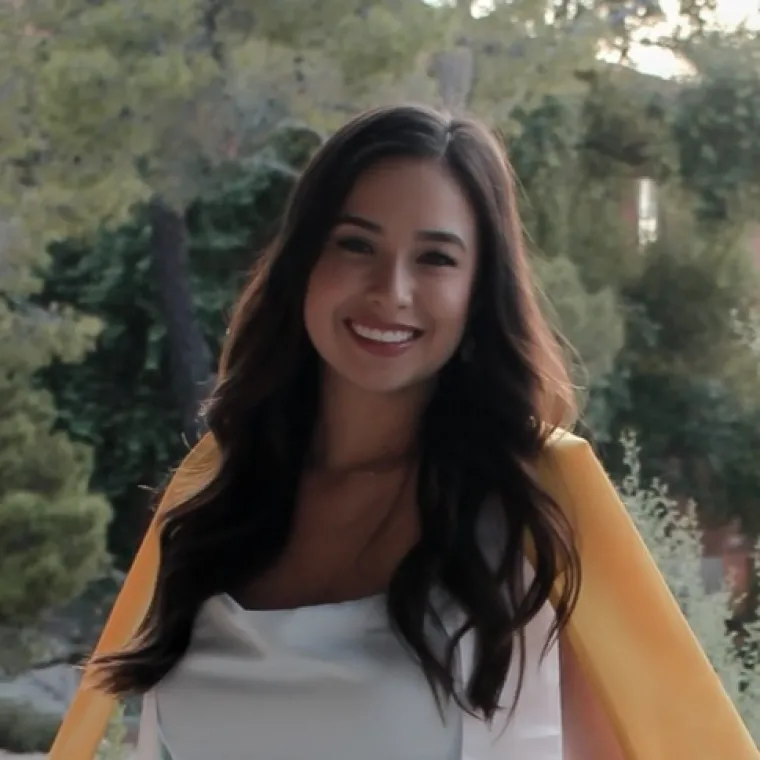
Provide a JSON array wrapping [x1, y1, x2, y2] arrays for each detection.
[[466, 0, 760, 76], [625, 0, 760, 76]]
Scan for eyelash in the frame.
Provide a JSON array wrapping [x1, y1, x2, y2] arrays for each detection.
[[335, 236, 457, 267], [336, 236, 373, 255], [419, 250, 457, 267]]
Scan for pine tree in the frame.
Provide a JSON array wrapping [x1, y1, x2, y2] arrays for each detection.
[[0, 217, 109, 670]]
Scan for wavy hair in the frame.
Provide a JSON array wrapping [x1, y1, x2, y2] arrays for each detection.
[[90, 104, 581, 720]]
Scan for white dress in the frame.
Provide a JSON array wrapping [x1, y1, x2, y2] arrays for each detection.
[[136, 572, 563, 760]]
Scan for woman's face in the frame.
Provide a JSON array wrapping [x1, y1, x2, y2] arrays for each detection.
[[304, 157, 478, 395]]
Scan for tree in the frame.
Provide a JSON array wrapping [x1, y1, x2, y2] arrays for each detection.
[[674, 30, 760, 223], [14, 0, 757, 553], [2, 0, 448, 560], [604, 33, 760, 530], [22, 0, 644, 559], [39, 135, 309, 562], [0, 216, 110, 670], [533, 253, 625, 436], [501, 25, 760, 529], [1, 0, 453, 441], [1, 0, 648, 437], [609, 207, 760, 529], [0, 0, 216, 439]]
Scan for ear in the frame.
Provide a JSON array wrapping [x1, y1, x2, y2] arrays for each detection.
[[560, 631, 628, 760]]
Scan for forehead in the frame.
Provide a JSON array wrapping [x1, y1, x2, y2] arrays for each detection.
[[341, 158, 477, 243]]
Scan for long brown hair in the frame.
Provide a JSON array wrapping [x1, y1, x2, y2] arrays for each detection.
[[90, 104, 580, 721]]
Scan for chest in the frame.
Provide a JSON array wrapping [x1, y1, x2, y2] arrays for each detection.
[[156, 597, 461, 760], [147, 591, 564, 760], [238, 469, 419, 609]]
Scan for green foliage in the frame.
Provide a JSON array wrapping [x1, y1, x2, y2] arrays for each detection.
[[0, 216, 109, 638], [2, 0, 756, 558], [40, 150, 303, 561], [603, 202, 760, 528], [533, 254, 625, 438], [512, 95, 643, 291], [619, 433, 760, 738], [2, 0, 452, 246], [0, 476, 109, 625], [7, 0, 221, 239], [0, 699, 130, 755], [95, 705, 131, 760], [508, 95, 630, 437], [674, 31, 760, 222], [0, 698, 60, 753], [503, 33, 760, 528], [617, 373, 760, 527], [0, 3, 755, 750], [675, 81, 760, 221]]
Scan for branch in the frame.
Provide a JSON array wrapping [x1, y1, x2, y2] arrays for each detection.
[[201, 0, 226, 65], [28, 650, 87, 670]]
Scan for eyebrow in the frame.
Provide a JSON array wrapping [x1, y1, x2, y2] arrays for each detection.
[[335, 213, 467, 250]]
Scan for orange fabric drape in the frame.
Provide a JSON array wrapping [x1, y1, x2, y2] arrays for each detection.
[[49, 431, 759, 760]]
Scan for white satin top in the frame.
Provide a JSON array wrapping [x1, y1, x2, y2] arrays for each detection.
[[136, 574, 563, 760]]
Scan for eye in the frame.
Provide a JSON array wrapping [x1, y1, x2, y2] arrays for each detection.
[[336, 235, 374, 255], [418, 250, 457, 267]]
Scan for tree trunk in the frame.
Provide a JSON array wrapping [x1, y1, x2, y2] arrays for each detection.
[[148, 197, 214, 442], [428, 1, 475, 113], [429, 45, 475, 112]]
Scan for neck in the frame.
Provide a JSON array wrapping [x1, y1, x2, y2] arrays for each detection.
[[311, 370, 432, 472]]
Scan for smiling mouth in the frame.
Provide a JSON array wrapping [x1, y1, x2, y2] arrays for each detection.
[[345, 320, 423, 345]]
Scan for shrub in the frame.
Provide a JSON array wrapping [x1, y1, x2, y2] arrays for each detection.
[[0, 698, 60, 753], [618, 431, 760, 740]]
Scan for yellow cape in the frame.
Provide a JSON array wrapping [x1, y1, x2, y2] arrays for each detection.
[[49, 431, 759, 759]]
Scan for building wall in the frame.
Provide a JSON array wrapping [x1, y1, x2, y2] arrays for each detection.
[[702, 521, 753, 601]]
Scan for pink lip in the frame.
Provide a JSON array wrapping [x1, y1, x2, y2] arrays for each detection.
[[343, 319, 422, 358]]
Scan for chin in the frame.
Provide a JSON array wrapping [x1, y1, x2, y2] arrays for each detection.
[[330, 365, 432, 397], [351, 374, 423, 396]]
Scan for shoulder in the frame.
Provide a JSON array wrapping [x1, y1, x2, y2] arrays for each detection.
[[535, 428, 596, 495], [536, 428, 593, 476]]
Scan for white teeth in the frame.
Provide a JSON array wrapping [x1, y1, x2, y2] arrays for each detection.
[[350, 321, 415, 344]]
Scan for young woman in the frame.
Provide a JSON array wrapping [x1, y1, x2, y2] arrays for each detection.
[[89, 104, 625, 759]]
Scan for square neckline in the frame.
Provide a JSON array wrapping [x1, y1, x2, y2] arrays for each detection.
[[218, 590, 387, 615]]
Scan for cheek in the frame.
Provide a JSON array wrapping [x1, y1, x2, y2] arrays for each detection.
[[304, 260, 349, 337], [304, 276, 328, 340], [424, 279, 474, 335]]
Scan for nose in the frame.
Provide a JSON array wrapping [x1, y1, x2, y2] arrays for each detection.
[[368, 258, 413, 310]]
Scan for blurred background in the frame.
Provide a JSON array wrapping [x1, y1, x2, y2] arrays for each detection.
[[0, 0, 759, 755]]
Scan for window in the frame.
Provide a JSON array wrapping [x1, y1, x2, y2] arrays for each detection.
[[637, 177, 658, 246]]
